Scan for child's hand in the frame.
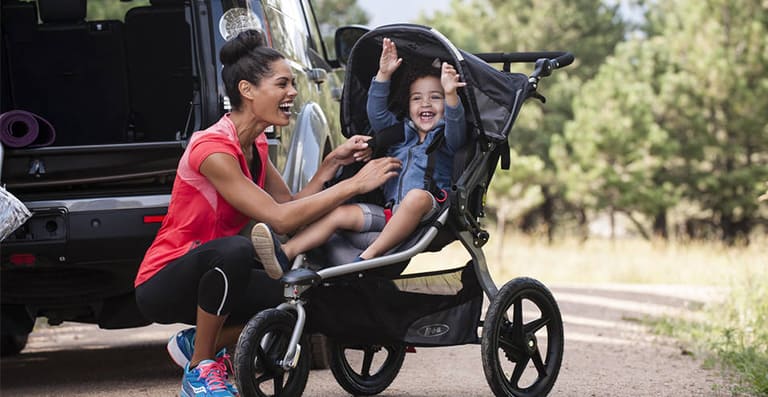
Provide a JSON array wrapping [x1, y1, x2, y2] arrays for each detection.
[[353, 146, 373, 162], [441, 62, 466, 107], [332, 135, 371, 166], [441, 62, 466, 95], [376, 38, 402, 82]]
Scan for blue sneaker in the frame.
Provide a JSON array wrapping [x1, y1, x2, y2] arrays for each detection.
[[251, 222, 290, 279], [169, 328, 239, 396], [181, 359, 234, 397], [168, 327, 196, 368]]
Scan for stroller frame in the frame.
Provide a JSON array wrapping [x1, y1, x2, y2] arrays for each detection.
[[235, 24, 573, 397]]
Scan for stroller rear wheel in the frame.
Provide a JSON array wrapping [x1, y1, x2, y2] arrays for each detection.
[[481, 277, 563, 397], [234, 309, 310, 397], [329, 340, 406, 396]]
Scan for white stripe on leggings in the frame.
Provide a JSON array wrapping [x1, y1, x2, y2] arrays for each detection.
[[213, 267, 228, 316]]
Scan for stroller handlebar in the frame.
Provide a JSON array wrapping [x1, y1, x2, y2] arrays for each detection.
[[550, 52, 574, 69], [474, 51, 573, 67]]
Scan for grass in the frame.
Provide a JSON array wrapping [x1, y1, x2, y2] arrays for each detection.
[[408, 233, 764, 285], [408, 232, 768, 395], [649, 280, 768, 396]]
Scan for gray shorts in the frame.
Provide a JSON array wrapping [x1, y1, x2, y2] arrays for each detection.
[[356, 193, 440, 232]]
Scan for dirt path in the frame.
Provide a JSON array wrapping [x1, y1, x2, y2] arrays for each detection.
[[0, 284, 751, 396]]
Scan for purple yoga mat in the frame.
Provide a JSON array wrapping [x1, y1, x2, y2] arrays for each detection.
[[0, 110, 56, 148]]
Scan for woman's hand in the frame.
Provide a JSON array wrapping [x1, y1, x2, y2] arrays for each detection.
[[351, 156, 401, 194], [375, 38, 402, 82]]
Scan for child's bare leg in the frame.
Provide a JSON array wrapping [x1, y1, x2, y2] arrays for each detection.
[[360, 189, 434, 259], [283, 204, 365, 260]]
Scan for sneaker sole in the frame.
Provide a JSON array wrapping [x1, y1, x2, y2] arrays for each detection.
[[251, 223, 283, 279], [167, 336, 190, 368]]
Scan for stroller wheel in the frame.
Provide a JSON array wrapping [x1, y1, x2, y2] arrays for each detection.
[[329, 340, 406, 396], [481, 277, 563, 397], [234, 309, 310, 397]]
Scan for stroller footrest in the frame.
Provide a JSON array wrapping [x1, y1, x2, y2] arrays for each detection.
[[282, 268, 322, 286]]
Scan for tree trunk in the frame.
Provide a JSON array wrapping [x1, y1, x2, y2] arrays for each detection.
[[653, 210, 668, 239]]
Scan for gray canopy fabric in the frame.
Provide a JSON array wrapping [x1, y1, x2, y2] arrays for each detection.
[[340, 24, 532, 143]]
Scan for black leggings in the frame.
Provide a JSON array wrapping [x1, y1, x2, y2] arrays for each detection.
[[135, 236, 283, 326]]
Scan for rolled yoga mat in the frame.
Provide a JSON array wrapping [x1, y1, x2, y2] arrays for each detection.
[[0, 110, 56, 148]]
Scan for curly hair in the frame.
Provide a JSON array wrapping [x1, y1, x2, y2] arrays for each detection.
[[388, 58, 443, 119]]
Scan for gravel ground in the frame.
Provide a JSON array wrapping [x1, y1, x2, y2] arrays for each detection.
[[0, 284, 754, 396]]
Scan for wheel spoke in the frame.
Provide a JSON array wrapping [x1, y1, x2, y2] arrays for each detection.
[[511, 297, 524, 339], [498, 332, 517, 351], [254, 344, 270, 371], [361, 348, 375, 377], [254, 372, 271, 385], [524, 316, 550, 334], [509, 356, 529, 386], [274, 372, 285, 394], [531, 349, 548, 377]]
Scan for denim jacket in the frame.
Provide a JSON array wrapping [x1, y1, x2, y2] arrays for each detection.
[[366, 79, 467, 204]]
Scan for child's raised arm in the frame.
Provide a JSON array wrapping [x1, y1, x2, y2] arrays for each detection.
[[375, 38, 402, 82]]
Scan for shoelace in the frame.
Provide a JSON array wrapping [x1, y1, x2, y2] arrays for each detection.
[[197, 360, 229, 392], [216, 353, 239, 394]]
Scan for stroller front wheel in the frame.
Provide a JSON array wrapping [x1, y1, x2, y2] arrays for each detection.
[[234, 308, 310, 397], [481, 277, 564, 397], [329, 340, 406, 396]]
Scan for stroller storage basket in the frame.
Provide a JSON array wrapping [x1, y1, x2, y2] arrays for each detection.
[[306, 265, 482, 347]]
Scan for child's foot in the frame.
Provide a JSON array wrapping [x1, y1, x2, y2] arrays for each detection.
[[250, 223, 290, 279]]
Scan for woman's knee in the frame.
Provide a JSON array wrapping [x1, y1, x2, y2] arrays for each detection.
[[218, 235, 254, 263]]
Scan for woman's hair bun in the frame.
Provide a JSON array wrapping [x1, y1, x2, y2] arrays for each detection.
[[220, 29, 266, 66]]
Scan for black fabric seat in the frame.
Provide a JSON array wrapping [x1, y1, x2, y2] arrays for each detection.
[[1, 1, 38, 113], [124, 0, 193, 142], [4, 0, 130, 146]]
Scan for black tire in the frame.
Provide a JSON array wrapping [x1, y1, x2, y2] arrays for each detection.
[[234, 309, 310, 397], [481, 277, 564, 397], [329, 340, 406, 396], [309, 333, 331, 369], [0, 333, 28, 357]]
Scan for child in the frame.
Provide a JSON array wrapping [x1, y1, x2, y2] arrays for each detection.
[[252, 37, 466, 271]]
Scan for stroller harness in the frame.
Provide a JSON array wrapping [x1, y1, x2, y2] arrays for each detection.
[[368, 121, 450, 204]]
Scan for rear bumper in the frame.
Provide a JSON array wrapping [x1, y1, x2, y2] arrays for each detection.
[[1, 195, 169, 327]]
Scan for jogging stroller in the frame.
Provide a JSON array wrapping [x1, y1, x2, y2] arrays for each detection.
[[234, 24, 573, 397]]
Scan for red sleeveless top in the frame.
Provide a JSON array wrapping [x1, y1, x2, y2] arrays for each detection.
[[135, 115, 269, 286]]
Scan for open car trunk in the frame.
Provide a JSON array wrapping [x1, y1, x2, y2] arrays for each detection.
[[1, 0, 195, 198]]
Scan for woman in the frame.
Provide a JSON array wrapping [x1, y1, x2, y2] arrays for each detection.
[[134, 30, 401, 397]]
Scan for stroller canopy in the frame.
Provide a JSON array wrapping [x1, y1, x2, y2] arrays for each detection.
[[340, 24, 532, 143]]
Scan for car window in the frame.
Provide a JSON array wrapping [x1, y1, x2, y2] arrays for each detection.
[[263, 0, 311, 66], [87, 0, 150, 21]]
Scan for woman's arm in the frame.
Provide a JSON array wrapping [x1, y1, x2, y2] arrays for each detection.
[[264, 135, 374, 202], [200, 152, 400, 235]]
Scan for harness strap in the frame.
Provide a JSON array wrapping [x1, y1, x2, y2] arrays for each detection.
[[500, 139, 511, 170], [424, 131, 446, 199]]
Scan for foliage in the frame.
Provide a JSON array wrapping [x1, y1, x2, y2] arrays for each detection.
[[87, 0, 149, 21], [312, 0, 370, 58], [419, 0, 626, 240], [562, 0, 768, 242]]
